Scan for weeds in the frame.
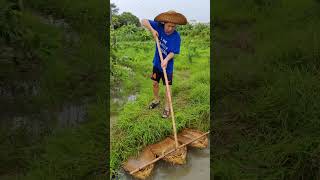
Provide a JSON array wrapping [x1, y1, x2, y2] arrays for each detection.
[[213, 0, 320, 179]]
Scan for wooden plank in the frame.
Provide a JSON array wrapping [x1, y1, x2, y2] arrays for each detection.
[[129, 131, 210, 174]]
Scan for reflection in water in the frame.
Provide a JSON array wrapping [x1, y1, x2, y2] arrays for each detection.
[[2, 103, 87, 135], [57, 103, 86, 127], [128, 94, 137, 102], [0, 82, 88, 130], [119, 143, 210, 180], [110, 93, 136, 129]]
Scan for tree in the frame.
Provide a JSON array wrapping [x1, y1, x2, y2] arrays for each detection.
[[110, 3, 119, 16], [110, 3, 119, 24], [111, 15, 120, 29], [118, 12, 140, 27]]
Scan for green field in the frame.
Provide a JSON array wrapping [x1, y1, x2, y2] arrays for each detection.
[[213, 0, 320, 179], [110, 23, 210, 176]]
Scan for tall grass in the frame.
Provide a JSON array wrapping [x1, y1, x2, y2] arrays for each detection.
[[213, 0, 320, 179], [0, 0, 107, 179]]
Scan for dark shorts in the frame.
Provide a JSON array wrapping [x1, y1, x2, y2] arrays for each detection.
[[150, 67, 173, 85]]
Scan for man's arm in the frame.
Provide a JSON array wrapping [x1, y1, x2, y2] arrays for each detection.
[[161, 35, 180, 68], [141, 19, 158, 40], [161, 52, 174, 69]]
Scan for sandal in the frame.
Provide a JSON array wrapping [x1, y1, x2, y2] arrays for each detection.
[[148, 100, 160, 109], [162, 108, 170, 118]]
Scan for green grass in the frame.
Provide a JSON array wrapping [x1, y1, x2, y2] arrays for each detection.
[[26, 0, 106, 41], [0, 0, 107, 179], [213, 0, 320, 179]]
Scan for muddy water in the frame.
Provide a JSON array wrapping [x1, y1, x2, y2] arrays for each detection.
[[110, 93, 137, 139], [118, 143, 210, 180], [110, 93, 137, 128]]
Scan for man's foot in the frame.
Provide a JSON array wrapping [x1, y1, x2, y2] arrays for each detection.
[[148, 100, 160, 109], [162, 107, 170, 118]]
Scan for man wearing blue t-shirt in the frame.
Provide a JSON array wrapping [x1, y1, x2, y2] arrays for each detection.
[[141, 10, 187, 118]]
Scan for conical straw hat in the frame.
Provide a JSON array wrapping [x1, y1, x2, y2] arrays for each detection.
[[154, 10, 187, 25]]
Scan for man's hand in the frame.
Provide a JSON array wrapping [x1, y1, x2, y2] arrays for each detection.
[[161, 53, 175, 69], [141, 19, 159, 40], [161, 59, 168, 69]]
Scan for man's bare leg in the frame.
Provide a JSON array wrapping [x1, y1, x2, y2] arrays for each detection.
[[149, 81, 160, 109], [162, 85, 171, 118], [153, 80, 160, 102], [165, 85, 172, 109]]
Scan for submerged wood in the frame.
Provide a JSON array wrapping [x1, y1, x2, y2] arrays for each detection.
[[123, 147, 156, 179], [174, 128, 209, 149], [149, 137, 187, 165], [129, 131, 210, 175]]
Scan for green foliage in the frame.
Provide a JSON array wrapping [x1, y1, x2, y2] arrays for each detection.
[[0, 0, 23, 42], [185, 39, 200, 63], [0, 0, 107, 179], [213, 0, 320, 179], [112, 24, 151, 41], [26, 0, 106, 42], [119, 12, 139, 27], [110, 3, 119, 16], [111, 15, 120, 28]]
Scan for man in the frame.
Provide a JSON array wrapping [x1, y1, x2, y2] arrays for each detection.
[[141, 10, 187, 118]]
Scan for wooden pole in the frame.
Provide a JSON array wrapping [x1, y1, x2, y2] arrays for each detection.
[[129, 131, 210, 174], [155, 37, 179, 148]]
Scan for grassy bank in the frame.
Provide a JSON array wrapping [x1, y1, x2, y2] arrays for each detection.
[[213, 0, 320, 179], [110, 24, 210, 176]]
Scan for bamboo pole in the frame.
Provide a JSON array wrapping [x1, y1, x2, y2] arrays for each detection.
[[129, 131, 210, 174], [155, 37, 179, 148]]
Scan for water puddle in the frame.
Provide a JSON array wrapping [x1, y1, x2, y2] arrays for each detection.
[[110, 92, 137, 137], [110, 92, 137, 128], [128, 94, 137, 102]]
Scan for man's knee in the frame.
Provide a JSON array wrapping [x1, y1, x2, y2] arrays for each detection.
[[153, 81, 159, 88]]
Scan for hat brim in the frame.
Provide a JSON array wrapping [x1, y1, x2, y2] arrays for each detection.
[[154, 12, 187, 25]]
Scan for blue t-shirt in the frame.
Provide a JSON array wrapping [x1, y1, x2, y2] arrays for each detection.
[[149, 20, 181, 74]]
